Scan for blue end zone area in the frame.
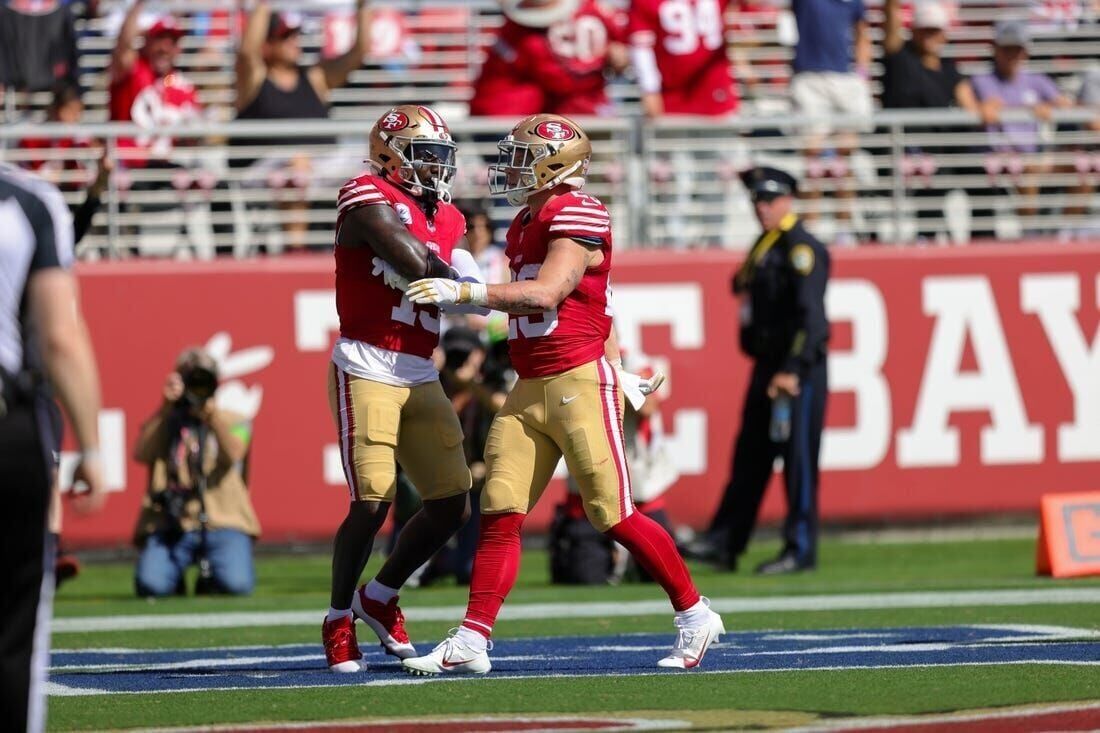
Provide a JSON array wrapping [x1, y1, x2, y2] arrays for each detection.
[[50, 625, 1100, 696]]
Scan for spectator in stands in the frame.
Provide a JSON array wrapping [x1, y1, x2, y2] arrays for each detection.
[[470, 0, 628, 118], [789, 0, 873, 245], [108, 4, 204, 168], [881, 0, 982, 241], [132, 347, 260, 597], [233, 0, 370, 251], [19, 81, 93, 189], [881, 1, 979, 111], [972, 20, 1072, 234], [629, 0, 740, 247], [457, 200, 509, 285], [628, 0, 738, 118], [0, 0, 78, 103]]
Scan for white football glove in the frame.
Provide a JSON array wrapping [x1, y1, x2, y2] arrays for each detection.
[[441, 250, 492, 316], [406, 277, 488, 307], [371, 257, 410, 292], [616, 366, 666, 411]]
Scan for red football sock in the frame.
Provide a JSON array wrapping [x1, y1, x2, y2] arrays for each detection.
[[606, 511, 700, 612], [461, 512, 526, 639]]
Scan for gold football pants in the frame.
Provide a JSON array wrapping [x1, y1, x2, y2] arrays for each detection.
[[481, 357, 634, 532], [328, 364, 471, 502]]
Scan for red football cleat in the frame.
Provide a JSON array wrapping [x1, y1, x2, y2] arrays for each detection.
[[322, 615, 364, 673], [353, 586, 418, 659]]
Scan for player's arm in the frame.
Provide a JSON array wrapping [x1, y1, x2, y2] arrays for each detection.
[[109, 0, 144, 81], [407, 237, 600, 314], [337, 203, 453, 281]]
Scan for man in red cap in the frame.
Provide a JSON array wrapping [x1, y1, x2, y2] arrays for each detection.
[[108, 0, 201, 167]]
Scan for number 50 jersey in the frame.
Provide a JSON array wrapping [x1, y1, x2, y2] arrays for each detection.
[[334, 173, 465, 360], [504, 190, 613, 378]]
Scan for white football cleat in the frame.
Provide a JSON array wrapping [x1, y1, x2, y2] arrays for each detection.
[[402, 629, 493, 676], [657, 597, 725, 669]]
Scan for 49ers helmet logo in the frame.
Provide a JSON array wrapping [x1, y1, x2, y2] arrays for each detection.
[[534, 120, 576, 141], [379, 111, 410, 131]]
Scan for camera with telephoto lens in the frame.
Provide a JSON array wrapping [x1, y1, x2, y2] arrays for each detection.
[[177, 364, 219, 411]]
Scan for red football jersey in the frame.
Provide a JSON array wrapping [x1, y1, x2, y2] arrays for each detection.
[[470, 0, 624, 117], [628, 0, 738, 115], [108, 56, 202, 166], [504, 190, 614, 379], [334, 173, 465, 360]]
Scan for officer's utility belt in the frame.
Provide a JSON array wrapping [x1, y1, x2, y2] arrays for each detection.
[[0, 366, 40, 418]]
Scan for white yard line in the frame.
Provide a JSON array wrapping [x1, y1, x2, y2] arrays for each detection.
[[51, 588, 1100, 634], [44, 659, 1100, 697]]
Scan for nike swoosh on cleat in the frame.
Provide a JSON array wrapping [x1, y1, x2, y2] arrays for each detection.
[[440, 659, 471, 669]]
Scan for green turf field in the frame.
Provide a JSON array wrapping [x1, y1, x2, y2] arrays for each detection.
[[48, 535, 1100, 731]]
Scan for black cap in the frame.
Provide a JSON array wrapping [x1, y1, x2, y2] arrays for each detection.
[[739, 166, 798, 200]]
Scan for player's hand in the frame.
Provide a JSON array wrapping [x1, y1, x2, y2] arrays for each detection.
[[163, 371, 184, 405], [70, 451, 107, 515], [371, 257, 410, 291], [407, 278, 487, 307], [616, 368, 665, 411], [767, 372, 800, 399]]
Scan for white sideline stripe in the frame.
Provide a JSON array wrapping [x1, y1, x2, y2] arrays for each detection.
[[132, 716, 685, 732], [45, 660, 1100, 697], [787, 701, 1100, 732], [52, 654, 319, 674], [51, 589, 1100, 633]]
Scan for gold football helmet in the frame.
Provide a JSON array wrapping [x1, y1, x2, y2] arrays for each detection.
[[368, 104, 457, 201], [488, 114, 591, 206]]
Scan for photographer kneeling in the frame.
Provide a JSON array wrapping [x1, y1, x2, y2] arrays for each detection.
[[132, 348, 261, 597]]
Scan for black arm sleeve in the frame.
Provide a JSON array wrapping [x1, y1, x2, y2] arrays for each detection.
[[73, 193, 101, 246], [337, 203, 452, 280]]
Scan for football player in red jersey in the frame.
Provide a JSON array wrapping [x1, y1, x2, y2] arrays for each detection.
[[470, 0, 628, 117], [322, 104, 485, 673], [402, 114, 725, 675], [628, 0, 738, 117]]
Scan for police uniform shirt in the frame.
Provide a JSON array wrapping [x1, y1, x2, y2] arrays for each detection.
[[733, 212, 830, 372], [1, 164, 74, 378]]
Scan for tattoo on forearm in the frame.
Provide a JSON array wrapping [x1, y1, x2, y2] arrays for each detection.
[[485, 262, 586, 314]]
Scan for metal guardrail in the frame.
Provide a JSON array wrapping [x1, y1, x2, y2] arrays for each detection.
[[0, 110, 1097, 256]]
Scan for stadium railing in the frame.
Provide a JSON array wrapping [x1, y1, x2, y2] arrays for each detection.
[[0, 109, 1096, 257], [3, 0, 1098, 125]]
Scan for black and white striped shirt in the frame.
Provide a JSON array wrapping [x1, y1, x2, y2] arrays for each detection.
[[0, 164, 74, 377]]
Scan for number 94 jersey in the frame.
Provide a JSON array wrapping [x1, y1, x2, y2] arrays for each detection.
[[505, 191, 613, 379], [334, 173, 465, 360]]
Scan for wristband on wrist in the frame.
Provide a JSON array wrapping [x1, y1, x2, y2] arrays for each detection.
[[461, 282, 488, 307]]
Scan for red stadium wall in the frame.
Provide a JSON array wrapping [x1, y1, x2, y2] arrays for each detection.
[[60, 243, 1100, 546]]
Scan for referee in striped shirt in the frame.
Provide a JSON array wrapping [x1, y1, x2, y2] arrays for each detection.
[[0, 165, 105, 732]]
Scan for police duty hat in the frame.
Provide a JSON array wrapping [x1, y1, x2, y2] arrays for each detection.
[[740, 166, 798, 201]]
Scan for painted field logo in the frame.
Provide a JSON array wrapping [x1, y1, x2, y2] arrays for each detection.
[[535, 120, 576, 141], [380, 111, 410, 131], [1037, 492, 1100, 577]]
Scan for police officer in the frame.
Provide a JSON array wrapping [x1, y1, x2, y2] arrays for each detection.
[[708, 166, 830, 575], [0, 164, 105, 732]]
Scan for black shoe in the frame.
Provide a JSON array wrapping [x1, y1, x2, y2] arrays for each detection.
[[754, 553, 815, 576]]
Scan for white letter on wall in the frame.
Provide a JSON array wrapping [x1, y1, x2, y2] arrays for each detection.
[[897, 276, 1042, 467], [822, 280, 891, 470]]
